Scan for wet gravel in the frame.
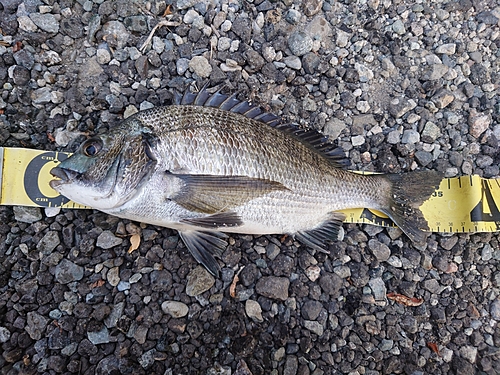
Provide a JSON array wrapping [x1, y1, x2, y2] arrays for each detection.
[[1, 0, 500, 374]]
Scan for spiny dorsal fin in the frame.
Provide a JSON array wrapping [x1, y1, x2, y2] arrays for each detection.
[[174, 85, 350, 169]]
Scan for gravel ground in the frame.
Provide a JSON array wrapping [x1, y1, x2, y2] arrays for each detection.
[[1, 0, 500, 374]]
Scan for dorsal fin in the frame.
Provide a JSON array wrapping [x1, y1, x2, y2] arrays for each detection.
[[174, 85, 350, 169]]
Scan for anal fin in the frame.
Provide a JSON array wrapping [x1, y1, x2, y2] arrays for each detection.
[[178, 230, 228, 276], [295, 212, 346, 252]]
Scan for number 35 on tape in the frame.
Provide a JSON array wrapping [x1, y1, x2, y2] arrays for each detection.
[[1, 147, 499, 233]]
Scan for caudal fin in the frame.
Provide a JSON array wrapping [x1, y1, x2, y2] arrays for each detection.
[[380, 170, 443, 245]]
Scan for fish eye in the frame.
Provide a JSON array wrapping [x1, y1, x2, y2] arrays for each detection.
[[82, 139, 103, 157]]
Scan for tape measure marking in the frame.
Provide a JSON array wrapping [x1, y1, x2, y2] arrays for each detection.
[[1, 147, 500, 233]]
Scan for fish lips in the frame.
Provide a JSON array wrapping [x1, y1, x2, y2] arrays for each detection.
[[49, 166, 81, 189]]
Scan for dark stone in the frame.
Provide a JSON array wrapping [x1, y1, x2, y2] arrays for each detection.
[[239, 263, 259, 286], [245, 48, 266, 71], [150, 270, 173, 292], [476, 11, 499, 25], [11, 65, 30, 85], [451, 356, 475, 375], [318, 273, 342, 297], [302, 52, 320, 74], [430, 307, 446, 323], [270, 254, 294, 277], [414, 150, 433, 166], [339, 91, 356, 108], [13, 49, 35, 69], [469, 64, 490, 85], [255, 276, 289, 301], [301, 300, 323, 320], [232, 15, 252, 44], [60, 17, 84, 38]]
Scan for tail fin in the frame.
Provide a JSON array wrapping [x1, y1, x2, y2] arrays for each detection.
[[380, 170, 443, 245]]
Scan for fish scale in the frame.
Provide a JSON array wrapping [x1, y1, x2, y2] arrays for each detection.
[[50, 88, 443, 276]]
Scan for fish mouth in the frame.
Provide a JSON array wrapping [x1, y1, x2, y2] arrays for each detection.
[[49, 166, 81, 188]]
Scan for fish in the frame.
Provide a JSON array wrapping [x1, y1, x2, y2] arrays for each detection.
[[50, 87, 443, 276]]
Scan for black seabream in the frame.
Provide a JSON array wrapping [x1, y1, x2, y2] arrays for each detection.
[[50, 88, 443, 275]]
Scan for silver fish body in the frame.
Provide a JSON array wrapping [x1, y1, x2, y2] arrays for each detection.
[[50, 90, 442, 275]]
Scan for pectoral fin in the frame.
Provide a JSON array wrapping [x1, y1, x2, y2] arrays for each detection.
[[178, 230, 228, 276], [295, 212, 346, 252], [181, 212, 242, 229], [171, 173, 287, 214]]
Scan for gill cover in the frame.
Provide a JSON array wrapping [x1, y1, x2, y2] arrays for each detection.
[[51, 126, 157, 210]]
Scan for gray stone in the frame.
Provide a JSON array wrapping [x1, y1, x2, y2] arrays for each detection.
[[107, 266, 120, 286], [124, 15, 148, 33], [55, 259, 84, 284], [96, 231, 123, 249], [392, 20, 405, 34], [304, 320, 324, 336], [176, 0, 198, 10], [468, 110, 490, 138], [31, 87, 53, 104], [283, 55, 302, 70], [368, 277, 387, 301], [421, 121, 441, 142], [387, 130, 401, 144], [284, 355, 298, 375], [186, 266, 215, 296], [37, 231, 60, 254], [355, 63, 374, 82], [380, 339, 394, 351], [336, 29, 350, 48], [189, 56, 212, 78], [421, 64, 448, 80], [435, 43, 456, 55], [255, 276, 289, 301], [431, 89, 454, 109], [88, 326, 111, 345], [139, 349, 156, 369], [389, 98, 416, 118], [96, 48, 111, 64], [285, 9, 301, 24], [26, 312, 48, 340], [13, 206, 42, 223], [0, 327, 11, 343], [18, 16, 38, 32], [306, 15, 332, 42], [481, 244, 493, 261], [104, 302, 124, 328], [424, 279, 441, 294], [245, 300, 263, 322], [288, 31, 313, 56], [29, 13, 59, 33], [303, 0, 323, 17], [401, 129, 420, 144], [490, 299, 500, 320], [161, 301, 189, 318], [102, 21, 129, 49], [459, 345, 477, 363], [368, 239, 391, 262]]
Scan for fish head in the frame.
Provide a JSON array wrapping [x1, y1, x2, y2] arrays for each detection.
[[50, 123, 156, 210]]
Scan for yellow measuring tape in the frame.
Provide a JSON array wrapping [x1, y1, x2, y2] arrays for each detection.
[[1, 147, 499, 233]]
